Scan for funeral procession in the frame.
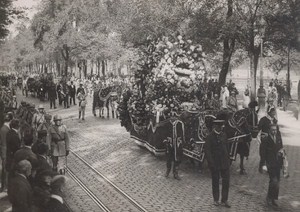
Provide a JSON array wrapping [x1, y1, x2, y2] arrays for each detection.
[[0, 0, 300, 212]]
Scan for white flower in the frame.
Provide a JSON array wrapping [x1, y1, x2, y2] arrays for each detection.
[[164, 49, 169, 53], [187, 40, 192, 44], [190, 45, 195, 51], [177, 35, 183, 40], [189, 63, 195, 69]]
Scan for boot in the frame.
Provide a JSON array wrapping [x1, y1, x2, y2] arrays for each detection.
[[173, 168, 181, 180], [165, 168, 171, 178], [79, 111, 81, 119]]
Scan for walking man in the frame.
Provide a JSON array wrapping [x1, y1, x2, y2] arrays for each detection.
[[204, 114, 231, 208], [257, 106, 278, 173], [261, 124, 283, 208]]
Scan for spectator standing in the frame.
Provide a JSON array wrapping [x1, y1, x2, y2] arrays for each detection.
[[242, 89, 251, 109], [77, 90, 87, 120], [220, 85, 229, 109], [7, 160, 33, 212], [6, 119, 21, 173], [48, 82, 57, 109], [76, 82, 85, 95], [46, 175, 69, 212], [0, 114, 12, 192], [69, 81, 76, 106]]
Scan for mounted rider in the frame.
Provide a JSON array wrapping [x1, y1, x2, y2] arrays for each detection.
[[47, 115, 70, 174]]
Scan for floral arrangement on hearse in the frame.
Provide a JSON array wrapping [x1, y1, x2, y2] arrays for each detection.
[[118, 35, 208, 132]]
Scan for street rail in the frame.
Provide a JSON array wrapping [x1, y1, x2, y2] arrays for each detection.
[[67, 150, 148, 212], [67, 168, 110, 212]]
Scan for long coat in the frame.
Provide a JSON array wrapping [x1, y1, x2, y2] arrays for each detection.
[[0, 124, 10, 160], [204, 131, 230, 170], [47, 124, 70, 157], [261, 134, 283, 168], [8, 174, 33, 212], [6, 129, 21, 171]]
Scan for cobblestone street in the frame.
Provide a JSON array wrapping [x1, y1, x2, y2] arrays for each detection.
[[10, 93, 298, 212]]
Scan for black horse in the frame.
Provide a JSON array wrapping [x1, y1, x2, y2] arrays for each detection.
[[218, 107, 258, 174]]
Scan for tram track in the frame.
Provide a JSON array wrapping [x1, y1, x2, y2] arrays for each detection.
[[67, 150, 148, 212]]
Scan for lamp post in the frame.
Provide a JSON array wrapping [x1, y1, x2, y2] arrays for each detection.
[[257, 18, 266, 118]]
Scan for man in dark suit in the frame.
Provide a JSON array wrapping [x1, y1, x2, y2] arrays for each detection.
[[8, 159, 33, 212], [69, 81, 76, 106], [36, 142, 52, 175], [204, 114, 231, 208], [258, 106, 279, 173], [6, 119, 21, 173], [0, 114, 12, 192], [76, 83, 85, 95], [14, 134, 37, 165], [48, 82, 57, 109], [46, 175, 69, 212], [261, 124, 283, 208]]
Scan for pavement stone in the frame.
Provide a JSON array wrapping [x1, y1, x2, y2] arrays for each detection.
[[15, 91, 300, 212]]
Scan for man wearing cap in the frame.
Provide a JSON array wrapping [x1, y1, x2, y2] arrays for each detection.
[[227, 91, 238, 113], [204, 114, 231, 208], [37, 114, 52, 138], [257, 106, 280, 173], [261, 124, 283, 208], [76, 82, 85, 95], [32, 105, 46, 131], [0, 114, 12, 192], [47, 115, 70, 174]]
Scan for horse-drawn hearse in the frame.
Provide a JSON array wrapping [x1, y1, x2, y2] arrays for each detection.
[[126, 100, 259, 174]]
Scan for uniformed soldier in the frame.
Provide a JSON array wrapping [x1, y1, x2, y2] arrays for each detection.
[[47, 115, 69, 174], [37, 114, 52, 136], [227, 91, 238, 113], [32, 105, 46, 131], [204, 114, 231, 208]]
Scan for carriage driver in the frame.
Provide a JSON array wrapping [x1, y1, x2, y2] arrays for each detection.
[[204, 113, 231, 208], [47, 115, 70, 174], [32, 104, 46, 130]]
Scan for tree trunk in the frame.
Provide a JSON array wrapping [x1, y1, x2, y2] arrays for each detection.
[[61, 44, 69, 77], [250, 48, 260, 101], [218, 0, 235, 86], [101, 60, 106, 77]]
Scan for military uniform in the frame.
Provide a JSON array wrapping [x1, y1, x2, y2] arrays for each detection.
[[47, 117, 69, 174], [227, 96, 238, 113], [32, 112, 45, 131]]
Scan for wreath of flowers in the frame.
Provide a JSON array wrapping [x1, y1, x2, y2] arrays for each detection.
[[119, 35, 208, 132]]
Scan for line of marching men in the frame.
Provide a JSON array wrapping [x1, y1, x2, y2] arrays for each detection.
[[0, 104, 70, 212]]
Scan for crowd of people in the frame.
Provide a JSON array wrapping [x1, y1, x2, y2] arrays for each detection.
[[0, 100, 70, 211], [0, 72, 292, 210]]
